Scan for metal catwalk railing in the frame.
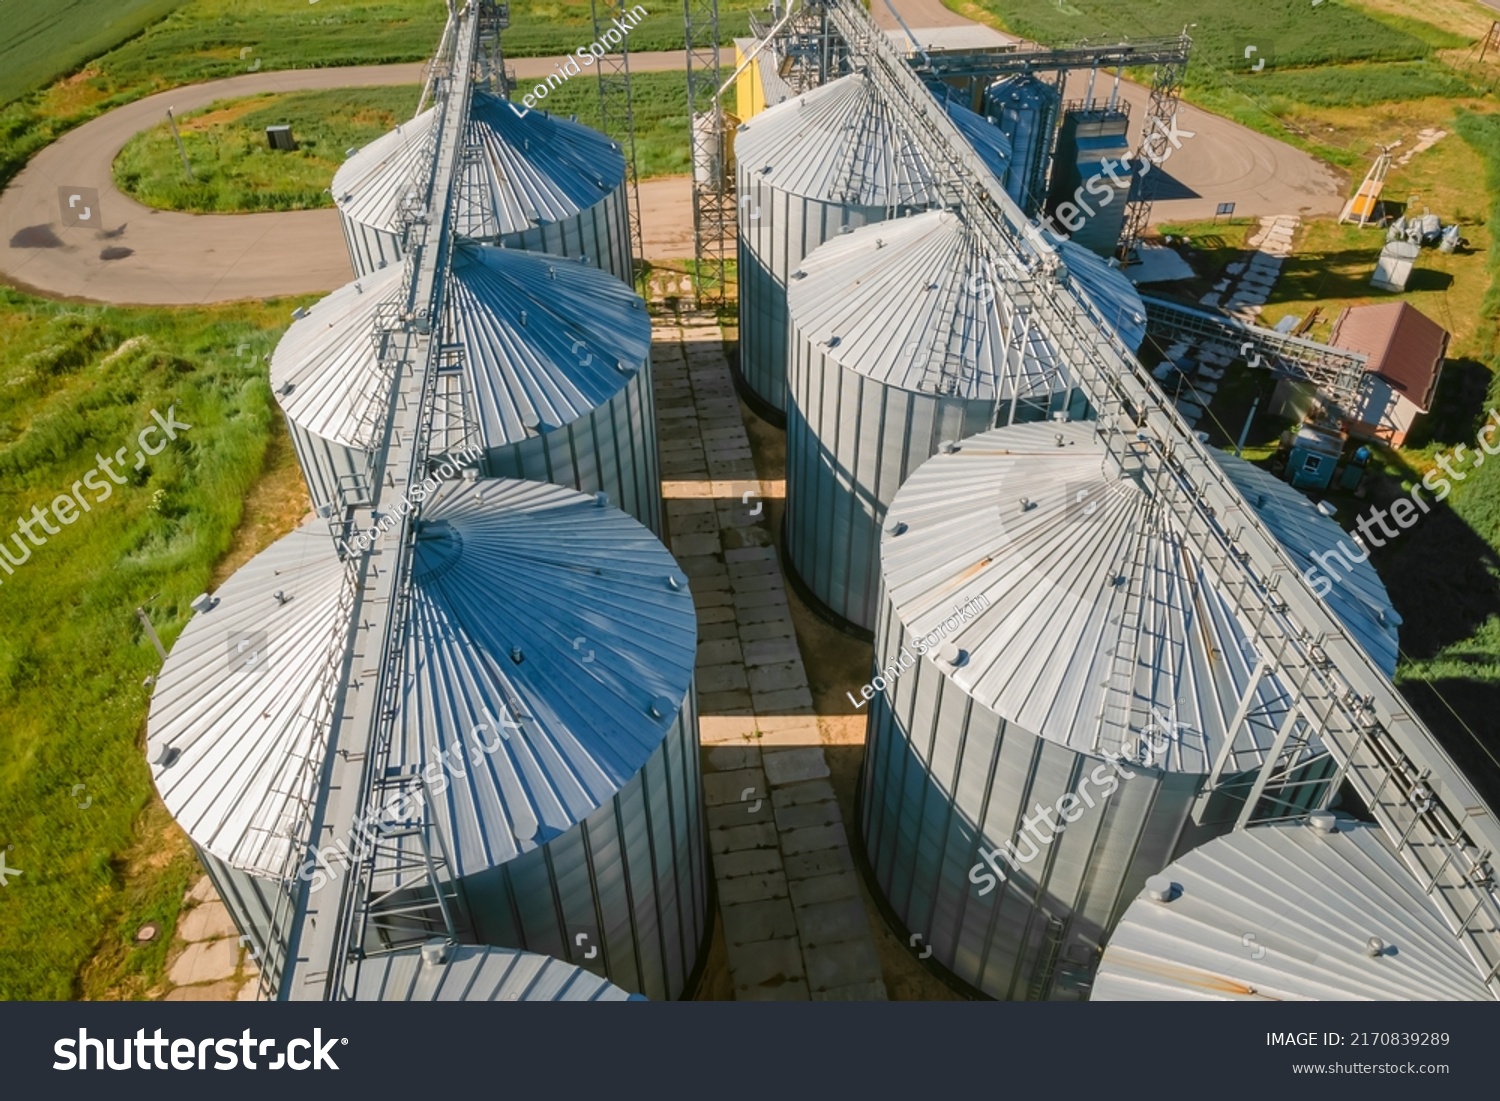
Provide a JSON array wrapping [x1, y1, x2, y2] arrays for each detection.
[[1141, 294, 1371, 414], [817, 0, 1500, 996], [275, 3, 484, 1002]]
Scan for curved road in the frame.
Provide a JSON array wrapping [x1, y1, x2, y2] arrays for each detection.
[[0, 52, 690, 305], [0, 24, 1342, 306]]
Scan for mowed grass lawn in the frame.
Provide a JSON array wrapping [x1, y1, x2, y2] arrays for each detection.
[[115, 87, 421, 213], [0, 292, 314, 1000]]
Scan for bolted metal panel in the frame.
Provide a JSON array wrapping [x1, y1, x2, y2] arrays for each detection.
[[784, 211, 1076, 631], [858, 420, 1403, 999], [147, 479, 706, 999], [1093, 818, 1494, 1001], [333, 92, 632, 284], [271, 242, 661, 533], [352, 943, 639, 1001], [734, 74, 1004, 413]]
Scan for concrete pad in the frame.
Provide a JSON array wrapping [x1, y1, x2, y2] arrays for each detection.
[[730, 937, 807, 992], [730, 572, 785, 594], [187, 876, 217, 905], [697, 664, 749, 693], [178, 900, 237, 943], [756, 724, 822, 747], [771, 779, 839, 808], [763, 748, 831, 785], [168, 938, 239, 987], [699, 620, 740, 643], [789, 872, 861, 909], [738, 620, 797, 643], [710, 822, 780, 854], [735, 600, 793, 626], [698, 639, 744, 666], [794, 897, 872, 948], [784, 848, 856, 881], [707, 800, 772, 831], [747, 662, 807, 694], [699, 714, 761, 744], [718, 871, 790, 906], [753, 686, 815, 712], [803, 939, 883, 993], [699, 688, 754, 713], [773, 800, 842, 832], [743, 637, 803, 667], [706, 745, 761, 772], [714, 849, 785, 879], [780, 823, 850, 856], [672, 533, 722, 557], [724, 545, 778, 564], [721, 898, 798, 946], [702, 768, 767, 806]]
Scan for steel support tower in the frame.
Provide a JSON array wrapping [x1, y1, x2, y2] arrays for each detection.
[[1117, 40, 1189, 262], [685, 0, 731, 306], [817, 0, 1500, 997], [591, 0, 646, 279]]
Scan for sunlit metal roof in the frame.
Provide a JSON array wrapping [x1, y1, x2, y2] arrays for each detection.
[[353, 944, 638, 1001], [879, 421, 1399, 769], [1055, 238, 1147, 352], [787, 209, 1067, 401], [147, 479, 695, 878], [332, 92, 625, 240], [1093, 816, 1494, 1000], [270, 241, 651, 455]]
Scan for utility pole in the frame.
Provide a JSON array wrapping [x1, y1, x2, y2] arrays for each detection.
[[165, 107, 195, 182]]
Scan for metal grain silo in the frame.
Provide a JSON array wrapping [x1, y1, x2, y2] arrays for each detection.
[[146, 478, 707, 1000], [736, 73, 1007, 415], [271, 241, 661, 534], [332, 92, 631, 284], [858, 421, 1401, 1001], [783, 209, 1078, 633], [983, 75, 1060, 214], [1092, 814, 1493, 1000], [1046, 105, 1132, 258], [353, 943, 641, 1001]]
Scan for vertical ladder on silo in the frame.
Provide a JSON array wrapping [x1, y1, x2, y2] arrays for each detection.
[[1027, 916, 1068, 1001], [425, 343, 485, 470]]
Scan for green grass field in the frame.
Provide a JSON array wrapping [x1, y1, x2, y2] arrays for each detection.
[[0, 0, 187, 106], [114, 87, 421, 213], [0, 291, 308, 1000]]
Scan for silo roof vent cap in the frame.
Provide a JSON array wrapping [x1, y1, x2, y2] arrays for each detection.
[[1144, 875, 1178, 902], [420, 939, 451, 967], [1307, 810, 1339, 834]]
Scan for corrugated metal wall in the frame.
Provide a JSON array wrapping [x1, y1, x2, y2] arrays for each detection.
[[858, 605, 1207, 1001]]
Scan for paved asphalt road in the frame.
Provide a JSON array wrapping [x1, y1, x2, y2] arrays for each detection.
[[0, 19, 1344, 306], [0, 53, 690, 306]]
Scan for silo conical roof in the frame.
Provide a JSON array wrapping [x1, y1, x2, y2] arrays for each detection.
[[271, 242, 650, 456], [1093, 816, 1494, 1000], [879, 421, 1400, 770], [146, 478, 696, 878], [333, 93, 626, 241], [788, 209, 1067, 402], [352, 944, 640, 1001], [734, 72, 942, 207]]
